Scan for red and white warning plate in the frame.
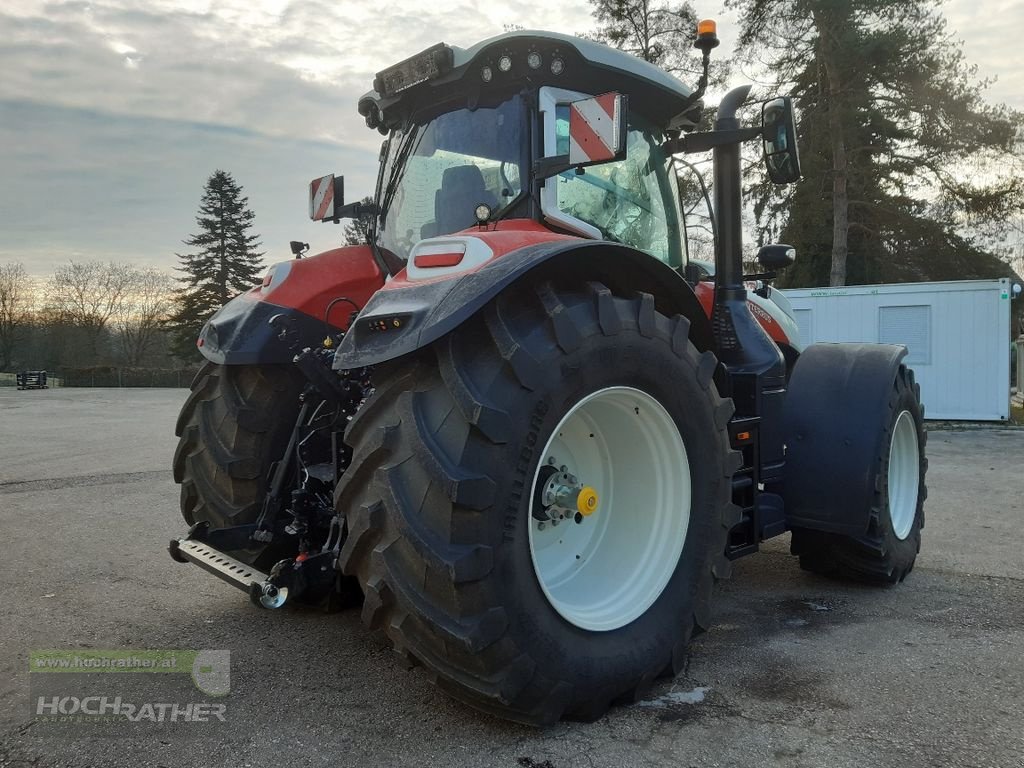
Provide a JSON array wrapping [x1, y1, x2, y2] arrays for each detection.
[[309, 174, 336, 221], [568, 93, 624, 166]]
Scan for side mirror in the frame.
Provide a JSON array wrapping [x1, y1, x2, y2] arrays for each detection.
[[567, 92, 629, 168], [757, 243, 796, 271], [309, 174, 345, 221], [761, 98, 801, 184]]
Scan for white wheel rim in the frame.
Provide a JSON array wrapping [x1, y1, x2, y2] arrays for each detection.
[[527, 387, 691, 632], [888, 409, 920, 541]]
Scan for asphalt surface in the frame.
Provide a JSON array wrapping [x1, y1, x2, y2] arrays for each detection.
[[1, 387, 1022, 768]]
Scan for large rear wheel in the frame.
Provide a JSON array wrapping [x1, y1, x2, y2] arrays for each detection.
[[335, 280, 739, 724]]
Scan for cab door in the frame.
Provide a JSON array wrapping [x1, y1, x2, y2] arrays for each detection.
[[537, 86, 687, 268]]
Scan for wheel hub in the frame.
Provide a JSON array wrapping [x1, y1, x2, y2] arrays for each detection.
[[533, 460, 600, 527], [576, 486, 599, 516]]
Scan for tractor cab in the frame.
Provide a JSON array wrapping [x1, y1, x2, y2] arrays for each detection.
[[314, 31, 708, 270]]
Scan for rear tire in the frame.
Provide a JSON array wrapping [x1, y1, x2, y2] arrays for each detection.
[[335, 280, 739, 724], [173, 363, 303, 527], [791, 364, 927, 584]]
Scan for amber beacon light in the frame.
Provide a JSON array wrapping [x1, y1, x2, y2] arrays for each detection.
[[696, 19, 720, 51]]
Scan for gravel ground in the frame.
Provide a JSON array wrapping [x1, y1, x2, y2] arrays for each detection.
[[1, 387, 1022, 768]]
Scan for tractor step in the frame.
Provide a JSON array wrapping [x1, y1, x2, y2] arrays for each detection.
[[169, 536, 268, 594], [168, 522, 339, 610]]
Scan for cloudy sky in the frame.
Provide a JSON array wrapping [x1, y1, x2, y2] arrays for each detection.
[[2, 0, 1021, 277]]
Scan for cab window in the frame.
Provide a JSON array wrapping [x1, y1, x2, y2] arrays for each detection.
[[552, 107, 685, 267]]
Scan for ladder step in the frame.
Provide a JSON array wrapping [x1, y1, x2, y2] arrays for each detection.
[[169, 537, 267, 593]]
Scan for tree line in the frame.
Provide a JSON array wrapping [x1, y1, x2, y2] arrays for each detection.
[[0, 170, 264, 373], [0, 260, 180, 371]]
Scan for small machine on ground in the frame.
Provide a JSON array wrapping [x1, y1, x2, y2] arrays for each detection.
[[16, 371, 48, 390], [170, 22, 927, 725]]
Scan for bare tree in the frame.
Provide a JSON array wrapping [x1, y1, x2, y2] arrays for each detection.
[[113, 268, 176, 366], [590, 0, 697, 72], [588, 0, 729, 85], [0, 262, 33, 370], [47, 261, 135, 359]]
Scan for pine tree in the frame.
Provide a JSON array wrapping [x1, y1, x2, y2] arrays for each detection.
[[730, 0, 1022, 287], [169, 170, 264, 358]]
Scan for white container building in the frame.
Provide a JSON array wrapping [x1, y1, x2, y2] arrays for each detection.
[[782, 279, 1013, 421]]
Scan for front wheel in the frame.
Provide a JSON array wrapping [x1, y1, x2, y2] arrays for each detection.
[[335, 280, 739, 724], [791, 364, 927, 583]]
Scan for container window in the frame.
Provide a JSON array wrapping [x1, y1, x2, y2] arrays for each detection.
[[879, 305, 931, 365]]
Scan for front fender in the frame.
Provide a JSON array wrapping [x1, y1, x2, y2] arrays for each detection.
[[333, 240, 714, 369], [780, 343, 909, 536], [198, 245, 385, 365]]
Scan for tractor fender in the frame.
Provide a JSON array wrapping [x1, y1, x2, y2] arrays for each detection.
[[779, 342, 908, 536], [332, 240, 714, 370], [197, 245, 385, 365]]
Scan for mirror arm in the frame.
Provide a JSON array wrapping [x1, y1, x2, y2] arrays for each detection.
[[663, 126, 762, 155], [322, 201, 380, 224], [533, 155, 581, 181]]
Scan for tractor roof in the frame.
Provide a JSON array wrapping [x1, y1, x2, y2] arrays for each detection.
[[359, 31, 702, 133], [457, 30, 695, 104]]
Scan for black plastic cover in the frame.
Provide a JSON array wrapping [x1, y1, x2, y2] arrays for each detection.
[[780, 343, 907, 536], [197, 294, 327, 365]]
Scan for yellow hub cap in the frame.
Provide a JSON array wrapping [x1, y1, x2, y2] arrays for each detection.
[[577, 487, 599, 516]]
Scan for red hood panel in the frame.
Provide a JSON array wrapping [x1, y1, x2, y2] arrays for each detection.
[[261, 245, 385, 329]]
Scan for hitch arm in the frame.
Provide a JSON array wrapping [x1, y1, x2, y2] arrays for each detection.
[[251, 401, 311, 541]]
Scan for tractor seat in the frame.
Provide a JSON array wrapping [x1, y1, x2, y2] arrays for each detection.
[[434, 165, 496, 236]]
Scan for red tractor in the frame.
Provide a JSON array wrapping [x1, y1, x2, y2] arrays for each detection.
[[170, 23, 926, 725]]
